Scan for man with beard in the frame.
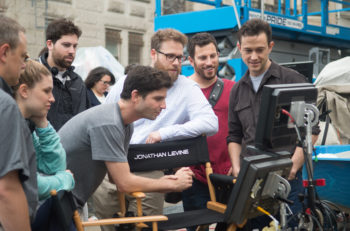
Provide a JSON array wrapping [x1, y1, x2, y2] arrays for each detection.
[[94, 28, 218, 231], [182, 32, 234, 231], [59, 65, 193, 219], [39, 18, 89, 130]]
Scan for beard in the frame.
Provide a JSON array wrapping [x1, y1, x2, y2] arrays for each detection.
[[154, 60, 179, 82], [52, 51, 74, 69], [193, 62, 218, 81]]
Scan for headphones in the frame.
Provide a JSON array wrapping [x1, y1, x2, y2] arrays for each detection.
[[51, 66, 59, 76], [39, 52, 74, 77]]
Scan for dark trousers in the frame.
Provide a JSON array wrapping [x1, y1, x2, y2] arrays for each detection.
[[182, 178, 228, 231], [31, 197, 77, 231], [182, 178, 211, 231], [285, 170, 304, 227]]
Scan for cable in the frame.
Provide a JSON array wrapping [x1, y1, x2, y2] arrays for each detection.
[[256, 206, 280, 230], [281, 108, 295, 123], [310, 213, 324, 231], [321, 200, 347, 231]]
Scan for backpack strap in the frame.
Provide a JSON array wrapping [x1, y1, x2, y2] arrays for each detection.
[[208, 77, 224, 108]]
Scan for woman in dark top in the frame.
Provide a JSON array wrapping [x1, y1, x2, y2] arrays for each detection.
[[85, 67, 116, 106]]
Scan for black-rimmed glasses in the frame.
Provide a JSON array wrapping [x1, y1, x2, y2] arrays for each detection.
[[99, 80, 112, 86], [156, 50, 186, 62]]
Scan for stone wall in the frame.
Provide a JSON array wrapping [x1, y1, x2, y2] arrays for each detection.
[[2, 0, 155, 67]]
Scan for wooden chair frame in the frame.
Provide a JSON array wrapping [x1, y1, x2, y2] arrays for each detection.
[[50, 190, 167, 231]]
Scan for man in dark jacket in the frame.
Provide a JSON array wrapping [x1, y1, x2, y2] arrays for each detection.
[[227, 18, 319, 229], [39, 18, 90, 130]]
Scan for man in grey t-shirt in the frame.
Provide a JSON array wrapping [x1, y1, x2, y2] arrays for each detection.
[[0, 16, 38, 231], [59, 65, 194, 209]]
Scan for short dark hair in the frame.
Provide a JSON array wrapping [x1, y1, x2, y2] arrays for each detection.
[[187, 32, 218, 58], [151, 28, 188, 51], [46, 18, 82, 44], [0, 15, 25, 49], [121, 65, 172, 100], [237, 19, 272, 44], [85, 67, 116, 89], [124, 63, 139, 75]]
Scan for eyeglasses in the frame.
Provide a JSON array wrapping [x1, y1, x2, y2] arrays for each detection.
[[156, 50, 186, 63], [99, 80, 111, 86]]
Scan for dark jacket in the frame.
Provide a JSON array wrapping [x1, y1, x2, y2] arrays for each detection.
[[39, 52, 90, 131], [227, 61, 318, 157], [87, 89, 108, 107]]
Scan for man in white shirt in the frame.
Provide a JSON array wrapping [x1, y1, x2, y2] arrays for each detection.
[[93, 28, 218, 231]]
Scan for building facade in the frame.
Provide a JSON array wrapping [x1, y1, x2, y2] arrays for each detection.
[[1, 0, 155, 67]]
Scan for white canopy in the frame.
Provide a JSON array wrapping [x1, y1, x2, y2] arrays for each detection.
[[72, 46, 124, 81], [314, 56, 350, 87]]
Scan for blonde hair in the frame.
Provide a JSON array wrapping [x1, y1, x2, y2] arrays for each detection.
[[151, 28, 188, 50], [15, 59, 51, 90]]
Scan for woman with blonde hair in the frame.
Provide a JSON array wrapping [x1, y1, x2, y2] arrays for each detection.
[[14, 59, 75, 230]]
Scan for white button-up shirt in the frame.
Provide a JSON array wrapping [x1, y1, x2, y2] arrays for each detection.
[[105, 75, 218, 144]]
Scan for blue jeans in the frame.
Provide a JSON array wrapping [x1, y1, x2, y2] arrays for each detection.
[[286, 170, 304, 227]]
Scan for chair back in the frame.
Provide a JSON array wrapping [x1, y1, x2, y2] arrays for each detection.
[[51, 190, 78, 231], [128, 135, 210, 172]]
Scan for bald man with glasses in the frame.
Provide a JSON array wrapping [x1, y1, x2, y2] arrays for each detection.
[[93, 28, 218, 231]]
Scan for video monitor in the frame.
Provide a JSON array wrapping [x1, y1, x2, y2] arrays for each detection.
[[280, 61, 314, 83], [255, 83, 317, 152], [224, 153, 292, 225]]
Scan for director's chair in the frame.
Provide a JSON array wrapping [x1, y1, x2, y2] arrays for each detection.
[[125, 138, 293, 231], [50, 189, 167, 231], [125, 135, 236, 231], [51, 136, 292, 231]]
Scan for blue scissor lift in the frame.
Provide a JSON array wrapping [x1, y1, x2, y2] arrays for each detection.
[[154, 0, 350, 80]]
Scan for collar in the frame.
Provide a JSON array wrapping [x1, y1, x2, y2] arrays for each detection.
[[0, 76, 14, 97], [39, 52, 76, 80], [241, 60, 281, 84]]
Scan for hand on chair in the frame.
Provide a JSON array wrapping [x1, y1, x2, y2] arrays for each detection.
[[161, 167, 194, 192], [174, 167, 194, 191], [145, 131, 161, 144]]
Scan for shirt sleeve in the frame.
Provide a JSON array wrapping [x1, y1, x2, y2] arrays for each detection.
[[158, 83, 218, 141], [227, 85, 244, 144], [34, 122, 66, 175], [89, 124, 128, 162], [105, 75, 126, 104], [0, 99, 28, 179], [37, 171, 75, 201]]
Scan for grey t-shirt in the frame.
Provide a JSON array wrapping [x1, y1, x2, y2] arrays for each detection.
[[59, 103, 133, 207], [0, 88, 37, 221], [249, 71, 266, 93]]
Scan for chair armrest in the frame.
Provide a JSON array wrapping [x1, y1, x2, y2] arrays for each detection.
[[81, 215, 168, 227], [207, 201, 227, 214], [128, 192, 146, 199], [209, 173, 236, 186], [120, 191, 146, 217]]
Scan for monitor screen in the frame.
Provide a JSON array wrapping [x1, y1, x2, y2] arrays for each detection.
[[280, 61, 314, 83], [224, 153, 292, 224], [255, 83, 317, 152]]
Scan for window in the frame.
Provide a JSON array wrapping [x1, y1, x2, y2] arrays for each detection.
[[128, 32, 144, 64], [105, 28, 122, 60]]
